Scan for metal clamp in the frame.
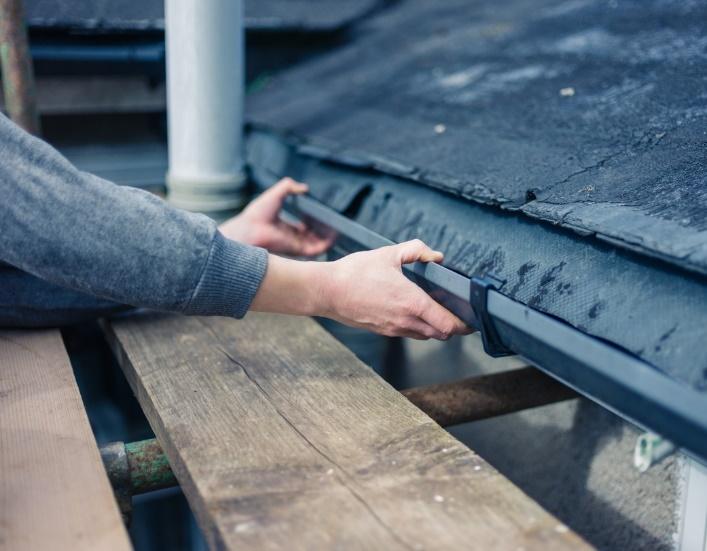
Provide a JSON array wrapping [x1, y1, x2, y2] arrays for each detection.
[[469, 275, 513, 357]]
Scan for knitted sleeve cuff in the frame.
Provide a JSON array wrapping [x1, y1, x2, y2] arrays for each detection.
[[184, 232, 268, 318]]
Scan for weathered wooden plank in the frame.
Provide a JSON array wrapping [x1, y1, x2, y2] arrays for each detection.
[[0, 329, 131, 551], [105, 312, 590, 550]]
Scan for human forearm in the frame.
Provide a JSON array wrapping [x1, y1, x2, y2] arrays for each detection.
[[253, 241, 472, 340], [250, 255, 327, 317], [0, 113, 267, 318], [0, 263, 130, 328]]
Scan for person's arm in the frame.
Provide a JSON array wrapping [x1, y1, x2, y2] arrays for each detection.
[[222, 179, 470, 340], [0, 113, 266, 318], [1, 113, 467, 339], [251, 241, 469, 340]]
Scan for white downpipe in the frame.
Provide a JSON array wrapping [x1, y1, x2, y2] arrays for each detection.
[[165, 0, 247, 215]]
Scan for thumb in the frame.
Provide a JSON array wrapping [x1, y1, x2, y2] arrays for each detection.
[[268, 177, 308, 202], [395, 239, 444, 265], [246, 177, 309, 221]]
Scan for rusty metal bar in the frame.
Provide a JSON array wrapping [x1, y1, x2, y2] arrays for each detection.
[[402, 367, 578, 427], [0, 0, 40, 134], [125, 438, 176, 495], [100, 438, 178, 525], [100, 441, 133, 524]]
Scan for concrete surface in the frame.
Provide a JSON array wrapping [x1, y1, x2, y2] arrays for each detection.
[[401, 334, 681, 551]]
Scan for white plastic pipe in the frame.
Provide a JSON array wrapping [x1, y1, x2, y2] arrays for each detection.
[[165, 0, 247, 215]]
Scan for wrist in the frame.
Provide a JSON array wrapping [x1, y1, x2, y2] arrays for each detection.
[[219, 215, 256, 247], [251, 254, 334, 317], [306, 259, 336, 318]]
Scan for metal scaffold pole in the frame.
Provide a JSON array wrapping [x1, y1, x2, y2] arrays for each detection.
[[100, 438, 177, 525], [0, 0, 40, 135]]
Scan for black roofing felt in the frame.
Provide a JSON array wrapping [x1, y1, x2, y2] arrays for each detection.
[[24, 0, 384, 32], [247, 129, 707, 392], [246, 0, 707, 277]]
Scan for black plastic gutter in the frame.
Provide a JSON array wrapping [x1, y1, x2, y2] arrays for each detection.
[[287, 194, 707, 463]]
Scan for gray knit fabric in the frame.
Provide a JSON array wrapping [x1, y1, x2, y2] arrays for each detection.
[[0, 113, 268, 327]]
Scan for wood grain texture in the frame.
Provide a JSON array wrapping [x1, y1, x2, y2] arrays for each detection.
[[0, 329, 131, 551], [106, 312, 590, 551]]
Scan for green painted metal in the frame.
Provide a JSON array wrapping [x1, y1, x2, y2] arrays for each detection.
[[100, 438, 178, 526], [125, 438, 177, 494]]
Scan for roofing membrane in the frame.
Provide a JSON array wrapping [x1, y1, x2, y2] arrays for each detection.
[[24, 0, 384, 32], [247, 0, 707, 276], [247, 130, 707, 393]]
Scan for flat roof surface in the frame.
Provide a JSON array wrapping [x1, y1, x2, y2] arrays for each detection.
[[247, 130, 707, 393], [24, 0, 383, 32], [247, 0, 707, 277]]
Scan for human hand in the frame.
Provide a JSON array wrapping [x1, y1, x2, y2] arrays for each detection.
[[320, 239, 471, 339], [251, 239, 472, 340], [219, 177, 334, 256]]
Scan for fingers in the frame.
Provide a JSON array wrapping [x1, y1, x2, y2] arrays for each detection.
[[299, 230, 335, 256], [270, 221, 334, 256], [369, 240, 470, 339], [399, 316, 448, 340], [394, 239, 444, 265], [416, 296, 471, 338], [268, 177, 308, 202], [387, 313, 468, 340], [248, 178, 309, 220], [292, 220, 308, 233], [404, 284, 470, 337]]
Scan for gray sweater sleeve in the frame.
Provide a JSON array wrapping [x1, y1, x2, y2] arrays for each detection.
[[0, 113, 268, 318]]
